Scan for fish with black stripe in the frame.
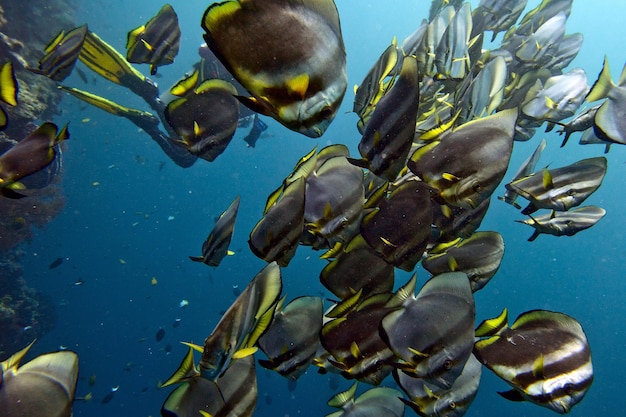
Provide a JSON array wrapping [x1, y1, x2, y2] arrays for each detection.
[[30, 24, 87, 81], [200, 0, 347, 137], [189, 196, 240, 267], [474, 309, 593, 414], [126, 4, 180, 75]]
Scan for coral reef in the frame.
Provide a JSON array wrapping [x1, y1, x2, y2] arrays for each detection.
[[0, 249, 56, 356], [0, 0, 77, 354]]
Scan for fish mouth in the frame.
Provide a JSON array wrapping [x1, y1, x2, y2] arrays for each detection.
[[551, 399, 570, 414]]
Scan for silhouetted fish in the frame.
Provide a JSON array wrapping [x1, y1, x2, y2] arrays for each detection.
[[156, 328, 165, 342], [49, 257, 63, 269]]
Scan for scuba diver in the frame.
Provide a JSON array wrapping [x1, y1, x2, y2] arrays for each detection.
[[35, 26, 267, 168]]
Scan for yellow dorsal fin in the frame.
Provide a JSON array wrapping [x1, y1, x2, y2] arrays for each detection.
[[320, 241, 343, 260], [1, 339, 36, 372], [170, 69, 199, 97], [326, 288, 362, 318], [180, 341, 204, 353], [232, 346, 258, 359], [419, 109, 461, 141], [246, 301, 277, 348], [126, 25, 145, 49], [0, 62, 18, 106], [328, 382, 358, 408], [286, 73, 309, 98], [372, 130, 381, 147], [542, 168, 553, 190], [586, 56, 614, 102], [350, 341, 362, 359], [193, 121, 201, 137], [323, 202, 334, 219], [386, 273, 416, 308], [442, 172, 461, 182], [160, 346, 198, 387], [199, 411, 213, 417], [475, 308, 509, 337], [544, 95, 557, 110], [424, 384, 439, 400], [44, 30, 66, 53]]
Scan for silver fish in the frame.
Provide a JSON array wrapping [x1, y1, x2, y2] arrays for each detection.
[[305, 153, 365, 245], [516, 12, 567, 65], [249, 177, 306, 266], [521, 68, 589, 123], [505, 156, 607, 215], [585, 57, 626, 144], [360, 180, 433, 272], [381, 272, 475, 389], [326, 383, 405, 417], [258, 296, 324, 380], [189, 196, 240, 267], [423, 231, 505, 292], [557, 105, 599, 147], [320, 234, 395, 300], [474, 0, 528, 41], [516, 206, 606, 241], [199, 262, 282, 380], [0, 341, 79, 417], [355, 55, 420, 181], [396, 353, 482, 417], [161, 352, 257, 417], [409, 109, 517, 209]]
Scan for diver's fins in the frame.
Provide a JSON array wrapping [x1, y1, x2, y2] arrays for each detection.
[[59, 86, 159, 132], [78, 31, 159, 107], [59, 85, 197, 168]]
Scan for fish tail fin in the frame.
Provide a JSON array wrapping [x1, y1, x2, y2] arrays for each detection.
[[527, 230, 540, 242], [586, 56, 614, 102], [327, 382, 358, 408], [160, 346, 199, 388]]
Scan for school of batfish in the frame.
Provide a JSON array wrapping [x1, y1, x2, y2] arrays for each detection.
[[3, 0, 624, 416]]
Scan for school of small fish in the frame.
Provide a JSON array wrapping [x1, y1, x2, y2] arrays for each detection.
[[2, 0, 624, 416]]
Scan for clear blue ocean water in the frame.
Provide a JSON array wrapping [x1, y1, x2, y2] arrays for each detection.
[[13, 0, 626, 416]]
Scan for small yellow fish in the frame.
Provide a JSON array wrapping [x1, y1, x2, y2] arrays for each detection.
[[151, 277, 158, 286]]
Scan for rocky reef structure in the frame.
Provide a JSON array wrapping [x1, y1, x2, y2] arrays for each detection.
[[0, 1, 76, 355]]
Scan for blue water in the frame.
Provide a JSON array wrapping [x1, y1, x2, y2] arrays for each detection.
[[14, 0, 626, 416]]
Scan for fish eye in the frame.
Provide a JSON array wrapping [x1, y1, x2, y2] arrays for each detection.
[[443, 359, 453, 370], [564, 383, 575, 395], [320, 105, 333, 119], [472, 182, 482, 192], [448, 400, 456, 410]]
